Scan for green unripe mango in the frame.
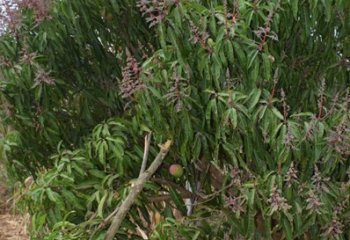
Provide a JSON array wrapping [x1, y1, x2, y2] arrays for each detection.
[[169, 164, 184, 178]]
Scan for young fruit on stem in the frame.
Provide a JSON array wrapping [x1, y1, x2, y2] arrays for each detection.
[[169, 164, 184, 178]]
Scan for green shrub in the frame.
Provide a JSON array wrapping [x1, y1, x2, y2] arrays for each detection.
[[1, 0, 349, 239]]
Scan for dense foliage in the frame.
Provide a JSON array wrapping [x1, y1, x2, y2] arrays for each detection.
[[0, 0, 349, 239]]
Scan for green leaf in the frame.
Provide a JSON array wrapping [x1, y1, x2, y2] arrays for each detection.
[[262, 53, 272, 81], [321, 0, 331, 22], [97, 191, 108, 218], [248, 88, 262, 110], [233, 42, 247, 66], [225, 40, 234, 64], [46, 188, 57, 203], [248, 189, 256, 209], [290, 0, 299, 19], [249, 57, 260, 86], [282, 217, 293, 240], [271, 107, 284, 120], [169, 187, 187, 215], [248, 50, 259, 69]]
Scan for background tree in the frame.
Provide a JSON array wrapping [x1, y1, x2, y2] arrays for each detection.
[[0, 0, 349, 239]]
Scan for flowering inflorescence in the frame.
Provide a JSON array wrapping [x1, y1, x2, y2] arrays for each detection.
[[137, 0, 175, 28], [326, 121, 350, 156], [303, 114, 318, 141], [321, 193, 349, 238], [280, 89, 297, 150], [189, 20, 210, 51], [120, 49, 144, 99], [268, 185, 291, 213], [333, 197, 349, 217], [230, 167, 242, 187], [20, 46, 38, 65], [322, 217, 344, 238], [0, 0, 51, 34], [284, 162, 298, 187], [164, 67, 190, 112], [0, 55, 13, 68], [20, 0, 51, 23], [254, 0, 280, 51], [305, 190, 323, 214], [284, 124, 296, 149], [311, 165, 330, 193], [227, 196, 244, 214], [218, 0, 240, 37], [280, 89, 289, 122], [34, 68, 55, 86], [317, 78, 326, 119]]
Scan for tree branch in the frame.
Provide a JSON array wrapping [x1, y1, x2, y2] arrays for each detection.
[[105, 140, 172, 240], [139, 132, 152, 175]]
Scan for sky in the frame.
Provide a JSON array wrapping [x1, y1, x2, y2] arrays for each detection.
[[0, 0, 8, 34], [0, 0, 17, 34]]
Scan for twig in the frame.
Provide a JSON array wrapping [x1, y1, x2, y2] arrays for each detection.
[[153, 177, 200, 200], [194, 181, 235, 205], [139, 132, 152, 176], [98, 207, 119, 229], [258, 0, 280, 51], [195, 158, 235, 196], [105, 140, 172, 240], [147, 180, 235, 205]]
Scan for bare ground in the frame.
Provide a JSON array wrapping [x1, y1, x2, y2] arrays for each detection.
[[0, 166, 29, 240]]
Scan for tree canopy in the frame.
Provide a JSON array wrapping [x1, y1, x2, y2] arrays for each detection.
[[0, 0, 349, 239]]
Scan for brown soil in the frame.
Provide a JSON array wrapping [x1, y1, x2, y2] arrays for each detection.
[[0, 166, 29, 240]]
